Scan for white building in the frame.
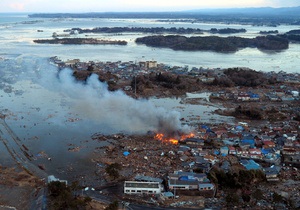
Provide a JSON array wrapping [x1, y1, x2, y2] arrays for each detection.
[[48, 175, 68, 185], [124, 181, 163, 195]]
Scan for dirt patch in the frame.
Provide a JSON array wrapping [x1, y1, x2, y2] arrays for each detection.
[[0, 166, 44, 209]]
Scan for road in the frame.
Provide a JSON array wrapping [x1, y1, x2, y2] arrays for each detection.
[[0, 116, 47, 179]]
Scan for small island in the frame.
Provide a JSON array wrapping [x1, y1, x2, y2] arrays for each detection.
[[70, 27, 246, 35], [259, 30, 279, 34], [135, 35, 289, 52], [33, 38, 127, 45]]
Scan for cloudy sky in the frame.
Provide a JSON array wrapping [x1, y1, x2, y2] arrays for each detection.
[[0, 0, 299, 13]]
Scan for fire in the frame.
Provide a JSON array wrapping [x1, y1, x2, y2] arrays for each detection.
[[154, 132, 195, 145], [169, 138, 179, 145], [155, 133, 164, 141]]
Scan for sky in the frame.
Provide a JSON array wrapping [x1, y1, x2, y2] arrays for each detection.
[[0, 0, 299, 13]]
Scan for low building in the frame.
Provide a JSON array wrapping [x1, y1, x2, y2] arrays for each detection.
[[47, 175, 68, 185], [228, 146, 237, 155], [240, 159, 261, 170], [169, 171, 208, 183], [124, 181, 163, 195], [168, 179, 199, 190], [134, 175, 163, 184], [184, 138, 205, 147], [220, 146, 229, 156], [264, 166, 281, 182], [198, 183, 215, 191]]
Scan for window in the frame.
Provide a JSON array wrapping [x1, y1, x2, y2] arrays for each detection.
[[125, 190, 130, 192]]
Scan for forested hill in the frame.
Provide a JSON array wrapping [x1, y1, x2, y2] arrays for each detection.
[[135, 35, 289, 53]]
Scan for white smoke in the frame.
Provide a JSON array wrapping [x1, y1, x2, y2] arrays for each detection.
[[33, 58, 190, 134]]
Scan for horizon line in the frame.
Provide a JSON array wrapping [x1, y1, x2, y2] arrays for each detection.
[[2, 5, 300, 14]]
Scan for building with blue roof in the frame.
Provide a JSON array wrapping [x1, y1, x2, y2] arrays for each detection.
[[240, 159, 261, 170]]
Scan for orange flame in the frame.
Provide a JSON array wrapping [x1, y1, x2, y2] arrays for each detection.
[[180, 133, 195, 140], [169, 138, 179, 145], [154, 132, 195, 145]]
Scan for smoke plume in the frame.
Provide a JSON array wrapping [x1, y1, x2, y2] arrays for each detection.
[[29, 57, 190, 134]]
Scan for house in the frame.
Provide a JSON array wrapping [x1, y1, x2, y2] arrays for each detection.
[[220, 160, 231, 173], [249, 148, 263, 159], [198, 183, 215, 191], [240, 159, 261, 170], [235, 125, 245, 132], [260, 135, 272, 142], [264, 166, 281, 182], [65, 59, 80, 66], [283, 133, 297, 141], [241, 138, 255, 148], [170, 171, 208, 182], [204, 155, 218, 165], [184, 138, 205, 147], [249, 148, 262, 155], [213, 128, 227, 138], [198, 150, 209, 156], [168, 171, 215, 197], [182, 161, 193, 169], [220, 146, 229, 156], [248, 92, 260, 101], [291, 91, 299, 97], [237, 92, 250, 101], [288, 154, 300, 164], [275, 137, 286, 147], [263, 141, 276, 149], [194, 157, 211, 172], [168, 179, 199, 190], [240, 141, 252, 150], [236, 147, 249, 157], [229, 146, 237, 155], [180, 155, 189, 162], [177, 145, 190, 155]]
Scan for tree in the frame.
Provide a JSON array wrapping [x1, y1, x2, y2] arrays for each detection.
[[242, 193, 251, 202], [252, 189, 264, 201], [105, 200, 119, 210], [272, 192, 283, 203], [105, 163, 121, 180], [225, 192, 240, 206], [47, 181, 91, 210]]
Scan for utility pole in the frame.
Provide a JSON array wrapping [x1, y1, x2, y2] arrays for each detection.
[[134, 75, 136, 97], [174, 179, 176, 200]]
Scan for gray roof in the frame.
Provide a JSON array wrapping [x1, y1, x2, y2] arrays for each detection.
[[135, 175, 163, 183]]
